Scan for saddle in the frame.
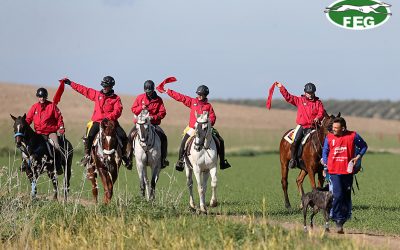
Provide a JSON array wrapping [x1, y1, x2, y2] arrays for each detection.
[[284, 125, 315, 145]]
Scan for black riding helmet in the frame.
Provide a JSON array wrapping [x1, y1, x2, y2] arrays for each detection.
[[144, 80, 155, 93], [101, 76, 115, 88], [304, 82, 316, 94], [196, 85, 209, 97], [36, 87, 48, 98]]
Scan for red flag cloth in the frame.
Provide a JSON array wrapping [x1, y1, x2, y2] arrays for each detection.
[[266, 82, 276, 110], [53, 80, 65, 105], [156, 76, 177, 93]]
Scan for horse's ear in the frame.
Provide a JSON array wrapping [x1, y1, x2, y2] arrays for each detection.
[[203, 111, 209, 117], [22, 113, 26, 120], [10, 114, 17, 121], [133, 114, 137, 120], [337, 112, 341, 117]]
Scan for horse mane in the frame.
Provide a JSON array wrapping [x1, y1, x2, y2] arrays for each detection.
[[102, 120, 116, 135]]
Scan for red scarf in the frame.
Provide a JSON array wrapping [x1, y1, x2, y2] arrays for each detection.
[[156, 76, 177, 92], [265, 82, 276, 109], [53, 80, 65, 105]]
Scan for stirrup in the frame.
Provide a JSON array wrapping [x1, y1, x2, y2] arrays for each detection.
[[288, 159, 297, 169], [175, 160, 184, 172], [220, 159, 231, 170], [80, 155, 90, 166], [161, 159, 169, 169]]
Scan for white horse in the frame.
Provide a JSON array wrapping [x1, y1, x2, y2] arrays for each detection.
[[133, 110, 162, 200], [325, 2, 392, 15], [185, 111, 218, 213]]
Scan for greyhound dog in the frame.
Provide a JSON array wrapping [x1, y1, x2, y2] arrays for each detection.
[[302, 186, 333, 232], [325, 2, 392, 15]]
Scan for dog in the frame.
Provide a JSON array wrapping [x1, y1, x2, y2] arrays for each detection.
[[302, 186, 333, 232]]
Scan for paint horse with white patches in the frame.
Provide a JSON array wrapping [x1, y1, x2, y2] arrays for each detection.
[[86, 119, 122, 204], [132, 110, 162, 200], [325, 2, 392, 15], [185, 111, 218, 214]]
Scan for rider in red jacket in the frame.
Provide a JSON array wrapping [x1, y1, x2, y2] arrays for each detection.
[[159, 84, 231, 171], [275, 82, 325, 169], [62, 76, 131, 168], [25, 87, 65, 173], [129, 80, 169, 168]]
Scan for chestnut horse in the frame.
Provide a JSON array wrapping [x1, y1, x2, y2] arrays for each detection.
[[85, 119, 122, 204], [279, 112, 337, 209]]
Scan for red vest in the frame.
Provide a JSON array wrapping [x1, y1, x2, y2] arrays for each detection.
[[326, 131, 356, 175], [25, 101, 64, 135], [131, 93, 166, 125]]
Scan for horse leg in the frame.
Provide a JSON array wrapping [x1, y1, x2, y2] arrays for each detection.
[[307, 168, 317, 189], [193, 170, 207, 213], [209, 167, 218, 207], [87, 167, 98, 203], [135, 161, 146, 197], [48, 170, 58, 200], [99, 169, 112, 204], [317, 169, 324, 188], [143, 165, 150, 201], [150, 163, 161, 201], [296, 170, 308, 208], [281, 159, 291, 209], [186, 166, 195, 210]]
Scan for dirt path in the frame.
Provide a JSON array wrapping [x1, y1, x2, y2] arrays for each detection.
[[217, 215, 400, 250]]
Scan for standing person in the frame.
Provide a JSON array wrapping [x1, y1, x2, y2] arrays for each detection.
[[322, 116, 368, 233], [61, 76, 131, 168], [25, 87, 65, 174], [275, 82, 325, 169], [129, 80, 169, 168], [158, 83, 231, 171]]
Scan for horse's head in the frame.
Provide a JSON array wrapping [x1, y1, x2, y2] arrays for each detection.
[[100, 119, 118, 159], [134, 110, 152, 145], [194, 111, 211, 151], [321, 111, 341, 135], [10, 114, 29, 147]]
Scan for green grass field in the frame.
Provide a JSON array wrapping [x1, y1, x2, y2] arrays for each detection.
[[1, 150, 399, 248]]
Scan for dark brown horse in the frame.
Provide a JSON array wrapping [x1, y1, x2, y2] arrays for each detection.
[[279, 112, 337, 209], [86, 119, 122, 204], [11, 114, 73, 201]]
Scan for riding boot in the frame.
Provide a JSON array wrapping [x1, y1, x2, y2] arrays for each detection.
[[289, 143, 299, 169], [81, 137, 91, 166], [55, 150, 63, 175], [156, 128, 169, 169], [176, 134, 190, 172], [121, 138, 132, 170], [215, 133, 231, 170]]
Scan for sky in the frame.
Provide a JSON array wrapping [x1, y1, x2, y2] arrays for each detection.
[[0, 0, 399, 100]]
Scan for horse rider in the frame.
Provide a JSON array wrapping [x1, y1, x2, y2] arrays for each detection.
[[157, 84, 231, 171], [275, 82, 325, 169], [25, 87, 65, 174], [129, 80, 169, 168], [61, 76, 131, 168]]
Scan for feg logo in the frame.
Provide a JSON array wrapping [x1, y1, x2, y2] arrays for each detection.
[[325, 0, 392, 30]]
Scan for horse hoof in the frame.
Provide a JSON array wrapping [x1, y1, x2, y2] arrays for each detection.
[[189, 206, 196, 213], [210, 200, 218, 207]]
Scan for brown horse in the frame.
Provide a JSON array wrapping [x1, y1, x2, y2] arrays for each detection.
[[279, 112, 338, 209], [86, 119, 122, 204]]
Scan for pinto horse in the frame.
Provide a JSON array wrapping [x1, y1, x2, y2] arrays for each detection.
[[184, 111, 218, 214], [85, 119, 122, 204], [132, 109, 162, 201], [279, 112, 338, 209], [11, 114, 73, 200]]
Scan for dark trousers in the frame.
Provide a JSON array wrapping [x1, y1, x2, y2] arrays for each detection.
[[330, 174, 353, 225], [291, 126, 311, 161]]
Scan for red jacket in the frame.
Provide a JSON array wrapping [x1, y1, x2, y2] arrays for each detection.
[[326, 131, 356, 175], [280, 86, 324, 128], [131, 93, 166, 125], [167, 89, 216, 128], [25, 101, 64, 135], [70, 82, 123, 122]]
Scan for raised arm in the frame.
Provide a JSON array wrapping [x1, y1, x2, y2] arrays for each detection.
[[166, 89, 193, 108]]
